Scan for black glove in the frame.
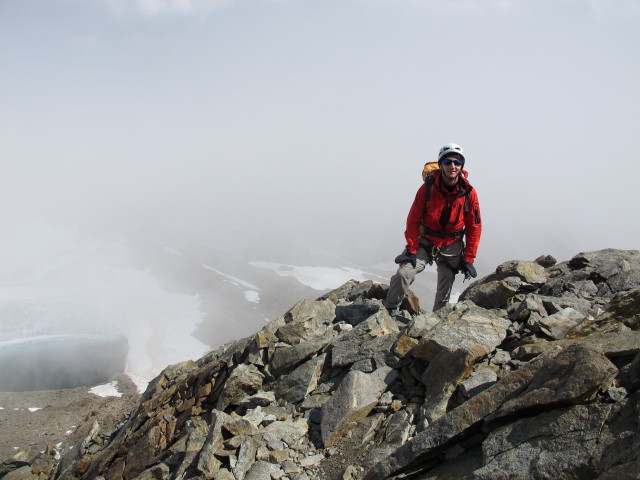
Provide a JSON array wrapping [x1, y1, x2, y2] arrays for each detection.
[[462, 262, 477, 280], [394, 253, 417, 268]]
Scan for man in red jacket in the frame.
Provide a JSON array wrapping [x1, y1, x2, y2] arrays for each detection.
[[384, 143, 482, 313]]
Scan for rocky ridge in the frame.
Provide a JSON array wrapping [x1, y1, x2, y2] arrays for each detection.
[[2, 248, 640, 479]]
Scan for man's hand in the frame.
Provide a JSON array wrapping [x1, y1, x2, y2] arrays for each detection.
[[395, 253, 417, 268], [462, 262, 477, 280]]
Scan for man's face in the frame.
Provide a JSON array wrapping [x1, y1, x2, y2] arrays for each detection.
[[441, 156, 463, 181]]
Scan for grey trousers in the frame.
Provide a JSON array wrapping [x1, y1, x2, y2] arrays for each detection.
[[384, 240, 464, 312]]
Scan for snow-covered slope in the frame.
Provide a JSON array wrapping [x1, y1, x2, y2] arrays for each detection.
[[0, 223, 445, 392]]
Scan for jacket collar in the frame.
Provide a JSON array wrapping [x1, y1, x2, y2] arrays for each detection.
[[434, 169, 472, 194]]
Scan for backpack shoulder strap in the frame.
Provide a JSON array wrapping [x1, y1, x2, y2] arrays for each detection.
[[425, 171, 435, 208]]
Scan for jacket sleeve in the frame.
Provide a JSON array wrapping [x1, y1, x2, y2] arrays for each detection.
[[404, 184, 427, 254], [463, 188, 482, 263]]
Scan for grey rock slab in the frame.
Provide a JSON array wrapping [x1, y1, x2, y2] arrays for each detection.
[[406, 313, 441, 338], [459, 276, 522, 309], [275, 299, 337, 345], [471, 403, 612, 480], [512, 331, 640, 360], [495, 260, 547, 286], [170, 417, 209, 479], [572, 249, 640, 293], [224, 416, 261, 437], [240, 390, 276, 408], [363, 345, 617, 480], [244, 461, 283, 480], [567, 287, 640, 337], [1, 466, 38, 480], [594, 391, 640, 477], [535, 254, 557, 267], [485, 345, 617, 423], [196, 410, 230, 477], [318, 279, 385, 303], [459, 366, 498, 399], [233, 436, 261, 480], [217, 363, 264, 411], [537, 307, 587, 340], [273, 353, 326, 404], [321, 366, 398, 447], [270, 341, 328, 377], [507, 293, 548, 322], [330, 311, 400, 367], [421, 344, 488, 423], [260, 419, 309, 446], [540, 294, 593, 316], [413, 303, 511, 362]]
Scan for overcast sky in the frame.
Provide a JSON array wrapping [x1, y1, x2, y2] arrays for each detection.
[[1, 0, 639, 274]]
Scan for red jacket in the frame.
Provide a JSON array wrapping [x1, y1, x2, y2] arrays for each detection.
[[405, 169, 482, 263]]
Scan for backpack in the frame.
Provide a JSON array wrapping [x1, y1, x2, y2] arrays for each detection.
[[421, 161, 439, 181]]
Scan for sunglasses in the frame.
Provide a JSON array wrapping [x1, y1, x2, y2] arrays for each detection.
[[442, 158, 463, 166]]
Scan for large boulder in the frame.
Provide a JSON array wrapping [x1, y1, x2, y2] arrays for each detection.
[[321, 367, 398, 448], [364, 345, 617, 480], [413, 302, 510, 422]]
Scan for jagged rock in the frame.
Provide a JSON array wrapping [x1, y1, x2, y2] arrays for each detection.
[[196, 410, 228, 477], [363, 345, 617, 479], [319, 279, 386, 303], [260, 419, 309, 446], [269, 340, 327, 378], [348, 413, 386, 449], [459, 260, 547, 309], [507, 293, 547, 322], [513, 331, 640, 360], [1, 466, 37, 480], [537, 307, 587, 339], [541, 249, 640, 298], [413, 302, 511, 362], [233, 436, 261, 480], [496, 260, 547, 286], [321, 367, 398, 447], [273, 354, 326, 403], [471, 403, 613, 479], [400, 290, 422, 315], [275, 299, 337, 345], [244, 460, 283, 479], [217, 363, 264, 410], [535, 254, 557, 267], [458, 366, 498, 399], [364, 410, 413, 464], [134, 463, 170, 480], [619, 352, 640, 392], [570, 249, 640, 292], [458, 276, 522, 309], [567, 287, 640, 337], [329, 310, 400, 368], [420, 343, 488, 423], [240, 391, 276, 408], [393, 333, 419, 357], [172, 416, 210, 479], [405, 312, 440, 338], [596, 391, 640, 477]]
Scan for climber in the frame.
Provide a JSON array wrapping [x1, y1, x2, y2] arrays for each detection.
[[383, 143, 482, 314]]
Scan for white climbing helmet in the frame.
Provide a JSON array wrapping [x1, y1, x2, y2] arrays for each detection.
[[438, 143, 465, 164]]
